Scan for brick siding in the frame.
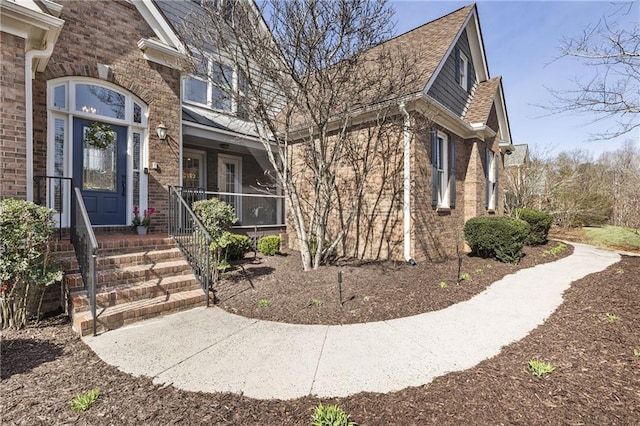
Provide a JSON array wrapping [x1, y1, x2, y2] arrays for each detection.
[[31, 0, 182, 231], [0, 32, 27, 199]]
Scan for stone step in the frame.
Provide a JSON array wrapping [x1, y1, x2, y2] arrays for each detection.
[[72, 289, 207, 336], [70, 274, 202, 313], [65, 259, 193, 290]]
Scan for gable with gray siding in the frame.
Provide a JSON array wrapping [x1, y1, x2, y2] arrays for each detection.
[[427, 30, 476, 118]]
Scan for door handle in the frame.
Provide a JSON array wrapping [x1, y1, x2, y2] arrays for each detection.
[[121, 175, 126, 196]]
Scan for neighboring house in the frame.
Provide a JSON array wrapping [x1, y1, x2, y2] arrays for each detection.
[[1, 0, 512, 259], [503, 144, 549, 213], [288, 4, 514, 261]]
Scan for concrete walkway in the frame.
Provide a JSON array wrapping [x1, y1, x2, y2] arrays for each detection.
[[84, 243, 620, 400]]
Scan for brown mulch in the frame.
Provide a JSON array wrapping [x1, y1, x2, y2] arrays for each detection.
[[2, 250, 639, 425], [215, 242, 573, 324]]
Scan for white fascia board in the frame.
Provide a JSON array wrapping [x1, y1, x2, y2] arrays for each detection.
[[417, 95, 477, 139], [465, 8, 489, 82], [0, 0, 64, 41], [183, 120, 273, 151], [133, 0, 186, 54], [137, 38, 187, 70], [495, 81, 513, 145], [0, 0, 65, 71]]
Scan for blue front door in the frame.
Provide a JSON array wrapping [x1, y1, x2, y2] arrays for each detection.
[[73, 119, 127, 225]]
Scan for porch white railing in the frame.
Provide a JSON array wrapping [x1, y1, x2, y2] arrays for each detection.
[[200, 191, 286, 228]]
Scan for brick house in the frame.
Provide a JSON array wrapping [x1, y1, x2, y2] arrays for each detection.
[[1, 1, 513, 331], [287, 4, 514, 262]]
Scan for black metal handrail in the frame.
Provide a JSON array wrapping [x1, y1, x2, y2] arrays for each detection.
[[168, 186, 213, 306], [72, 187, 98, 336], [33, 175, 73, 240]]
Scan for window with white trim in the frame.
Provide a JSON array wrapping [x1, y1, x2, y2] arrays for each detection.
[[459, 52, 468, 91], [485, 148, 499, 211], [184, 54, 248, 117], [431, 130, 456, 209]]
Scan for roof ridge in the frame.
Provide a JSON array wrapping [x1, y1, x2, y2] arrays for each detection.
[[378, 3, 475, 48]]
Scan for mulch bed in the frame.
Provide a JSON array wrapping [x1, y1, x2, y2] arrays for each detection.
[[215, 242, 573, 324], [2, 248, 639, 425]]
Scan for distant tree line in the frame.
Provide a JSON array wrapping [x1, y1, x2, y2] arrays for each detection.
[[504, 140, 640, 230]]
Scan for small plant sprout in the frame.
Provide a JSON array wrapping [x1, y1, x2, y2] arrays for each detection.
[[616, 268, 624, 275], [310, 299, 323, 307], [475, 268, 484, 274], [484, 264, 492, 269], [527, 360, 555, 378], [70, 389, 100, 412], [258, 299, 270, 308], [633, 348, 640, 357], [459, 272, 472, 281], [363, 296, 370, 302], [605, 312, 620, 323], [439, 281, 448, 289], [312, 403, 356, 426]]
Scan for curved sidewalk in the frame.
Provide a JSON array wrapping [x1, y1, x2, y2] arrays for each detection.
[[84, 243, 620, 400]]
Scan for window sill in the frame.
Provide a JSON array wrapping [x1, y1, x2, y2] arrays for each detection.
[[487, 208, 496, 214], [436, 206, 451, 214]]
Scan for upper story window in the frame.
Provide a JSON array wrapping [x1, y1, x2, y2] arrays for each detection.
[[184, 54, 248, 118], [459, 52, 469, 91]]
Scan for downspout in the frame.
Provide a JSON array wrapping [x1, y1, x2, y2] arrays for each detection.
[[24, 42, 56, 201], [399, 102, 415, 265]]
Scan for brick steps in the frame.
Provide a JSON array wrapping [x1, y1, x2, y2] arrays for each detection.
[[72, 288, 206, 336], [70, 274, 201, 313], [57, 233, 207, 336]]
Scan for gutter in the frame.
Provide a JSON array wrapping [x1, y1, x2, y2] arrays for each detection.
[[398, 102, 415, 264], [25, 41, 56, 201]]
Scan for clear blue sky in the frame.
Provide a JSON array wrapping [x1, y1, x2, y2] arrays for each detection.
[[392, 0, 640, 158]]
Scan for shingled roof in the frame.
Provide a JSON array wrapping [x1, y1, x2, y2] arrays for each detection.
[[464, 76, 501, 124], [367, 3, 475, 98]]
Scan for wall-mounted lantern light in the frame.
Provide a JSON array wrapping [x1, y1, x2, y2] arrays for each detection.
[[156, 123, 168, 140]]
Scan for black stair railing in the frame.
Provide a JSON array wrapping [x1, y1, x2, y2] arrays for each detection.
[[168, 186, 213, 306], [71, 187, 98, 336]]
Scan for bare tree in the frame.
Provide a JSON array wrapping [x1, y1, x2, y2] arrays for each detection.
[[546, 4, 639, 140], [182, 0, 423, 270], [598, 140, 640, 230], [503, 146, 554, 216]]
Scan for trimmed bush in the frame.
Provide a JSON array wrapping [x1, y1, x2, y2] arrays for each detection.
[[257, 235, 280, 256], [1, 199, 63, 329], [223, 234, 252, 261], [464, 216, 530, 264], [192, 198, 237, 240], [517, 208, 553, 245]]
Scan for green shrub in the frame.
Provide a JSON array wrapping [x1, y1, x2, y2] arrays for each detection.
[[192, 198, 237, 241], [1, 199, 63, 329], [464, 216, 530, 264], [516, 208, 553, 245], [312, 403, 356, 426], [257, 235, 280, 256], [223, 234, 252, 261]]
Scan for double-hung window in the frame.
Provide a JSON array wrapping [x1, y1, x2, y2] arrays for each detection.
[[184, 54, 248, 117], [459, 52, 468, 91], [485, 148, 499, 211], [431, 130, 456, 209]]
